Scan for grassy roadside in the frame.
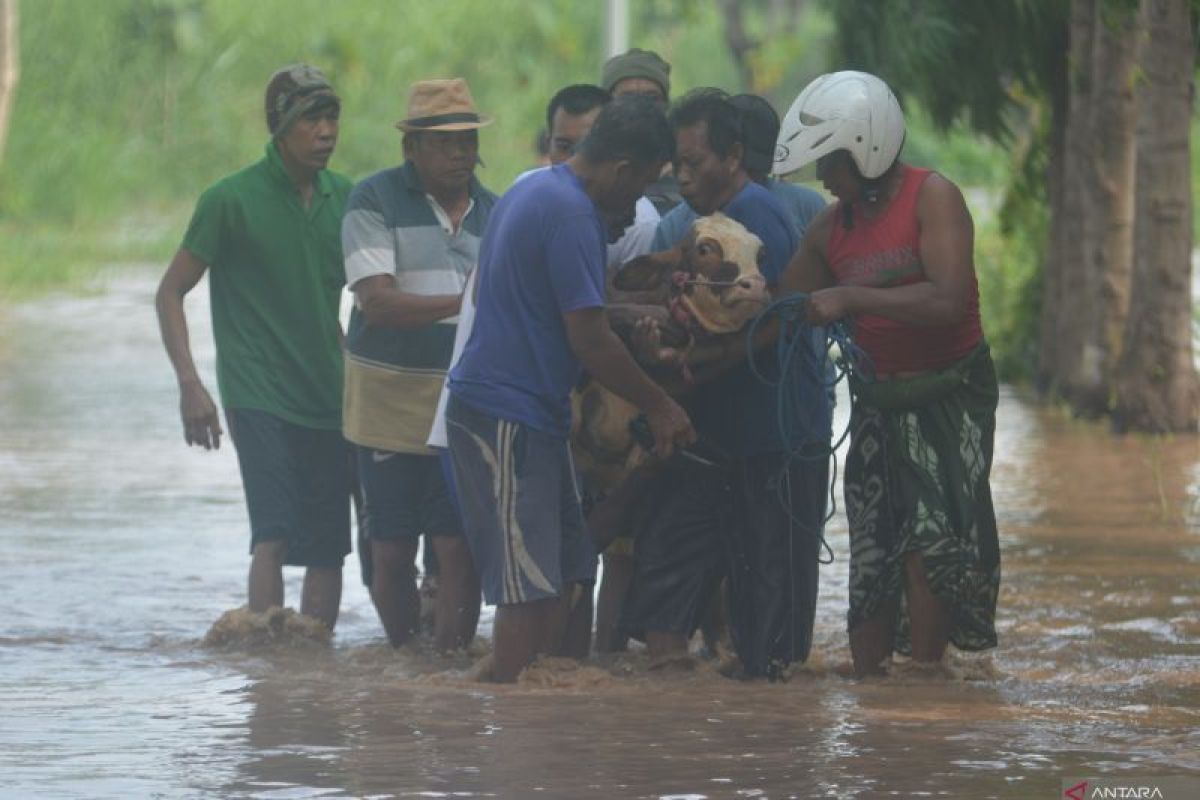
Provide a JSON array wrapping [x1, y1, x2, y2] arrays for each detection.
[[0, 210, 185, 302]]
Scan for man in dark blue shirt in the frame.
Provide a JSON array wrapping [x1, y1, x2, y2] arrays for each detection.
[[622, 89, 833, 678], [447, 97, 695, 682]]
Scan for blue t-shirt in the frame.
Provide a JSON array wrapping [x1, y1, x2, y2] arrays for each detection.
[[656, 180, 832, 457], [653, 178, 826, 252], [449, 164, 607, 437]]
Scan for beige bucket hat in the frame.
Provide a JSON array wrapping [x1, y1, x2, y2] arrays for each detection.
[[395, 78, 494, 132]]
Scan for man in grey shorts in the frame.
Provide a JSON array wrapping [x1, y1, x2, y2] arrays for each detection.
[[446, 96, 696, 682]]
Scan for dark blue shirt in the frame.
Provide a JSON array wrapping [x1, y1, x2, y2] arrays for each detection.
[[449, 164, 607, 437], [657, 180, 832, 456]]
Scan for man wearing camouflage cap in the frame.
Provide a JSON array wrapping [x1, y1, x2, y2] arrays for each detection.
[[601, 48, 681, 214], [156, 64, 355, 630]]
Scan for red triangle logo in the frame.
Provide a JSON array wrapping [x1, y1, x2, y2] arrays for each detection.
[[1064, 781, 1088, 800]]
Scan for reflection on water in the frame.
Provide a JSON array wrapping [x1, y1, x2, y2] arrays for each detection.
[[1, 271, 1198, 799]]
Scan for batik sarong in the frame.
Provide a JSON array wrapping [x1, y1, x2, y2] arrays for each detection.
[[844, 342, 1001, 654]]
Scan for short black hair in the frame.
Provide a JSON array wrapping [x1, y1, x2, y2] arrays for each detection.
[[576, 94, 674, 167], [545, 84, 611, 135], [729, 93, 780, 180], [668, 87, 742, 160]]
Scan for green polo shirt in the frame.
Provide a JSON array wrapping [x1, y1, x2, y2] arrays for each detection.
[[181, 142, 353, 430]]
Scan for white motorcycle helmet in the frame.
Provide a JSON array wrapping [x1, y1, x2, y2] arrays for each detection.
[[773, 70, 905, 179]]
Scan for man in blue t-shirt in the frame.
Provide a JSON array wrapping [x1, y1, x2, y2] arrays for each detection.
[[621, 89, 833, 678], [446, 96, 695, 683]]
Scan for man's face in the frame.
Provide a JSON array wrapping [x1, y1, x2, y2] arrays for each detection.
[[276, 103, 340, 171], [816, 150, 859, 202], [596, 159, 664, 241], [408, 130, 479, 196], [674, 121, 740, 216], [548, 106, 601, 165], [611, 78, 666, 107]]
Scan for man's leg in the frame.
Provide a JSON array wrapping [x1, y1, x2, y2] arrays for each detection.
[[903, 552, 951, 663], [301, 566, 342, 629], [559, 581, 594, 659], [849, 605, 896, 677], [595, 552, 634, 652], [493, 597, 561, 682], [248, 540, 288, 612], [370, 538, 420, 646], [429, 535, 480, 652]]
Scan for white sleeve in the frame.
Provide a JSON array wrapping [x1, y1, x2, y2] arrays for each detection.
[[426, 268, 479, 448]]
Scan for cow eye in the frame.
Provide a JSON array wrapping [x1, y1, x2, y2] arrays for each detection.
[[697, 242, 713, 257]]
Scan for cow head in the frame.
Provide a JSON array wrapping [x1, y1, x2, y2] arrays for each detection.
[[613, 212, 769, 335]]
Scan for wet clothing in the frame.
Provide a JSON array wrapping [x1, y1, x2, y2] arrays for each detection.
[[226, 408, 353, 567], [356, 449, 461, 541], [826, 166, 983, 375], [341, 161, 496, 454], [446, 394, 596, 605], [620, 453, 827, 678], [449, 163, 607, 437], [181, 142, 352, 429], [844, 343, 1001, 653], [629, 180, 832, 676]]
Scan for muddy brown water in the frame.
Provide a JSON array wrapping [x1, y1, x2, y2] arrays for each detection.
[[1, 272, 1197, 799]]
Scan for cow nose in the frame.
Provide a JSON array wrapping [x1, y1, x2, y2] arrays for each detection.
[[737, 278, 757, 290]]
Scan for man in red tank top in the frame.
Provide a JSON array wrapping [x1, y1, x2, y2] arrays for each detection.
[[774, 71, 1001, 677]]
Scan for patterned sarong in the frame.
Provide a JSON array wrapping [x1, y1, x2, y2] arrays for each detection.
[[844, 342, 1001, 654]]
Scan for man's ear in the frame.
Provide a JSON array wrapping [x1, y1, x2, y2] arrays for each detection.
[[728, 141, 745, 175], [612, 246, 683, 291]]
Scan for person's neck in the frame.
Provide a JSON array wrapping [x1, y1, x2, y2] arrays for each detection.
[[426, 184, 470, 214], [714, 171, 750, 211], [856, 164, 906, 218]]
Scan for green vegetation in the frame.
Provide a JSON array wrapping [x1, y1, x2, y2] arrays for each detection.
[[0, 0, 1124, 388]]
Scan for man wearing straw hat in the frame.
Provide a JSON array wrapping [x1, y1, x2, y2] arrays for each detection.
[[342, 78, 497, 653]]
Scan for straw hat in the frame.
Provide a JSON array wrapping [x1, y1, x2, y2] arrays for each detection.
[[395, 78, 494, 132]]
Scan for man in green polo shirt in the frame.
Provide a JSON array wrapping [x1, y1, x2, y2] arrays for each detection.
[[155, 64, 355, 630]]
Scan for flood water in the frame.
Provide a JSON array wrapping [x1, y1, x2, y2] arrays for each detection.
[[1, 271, 1198, 799]]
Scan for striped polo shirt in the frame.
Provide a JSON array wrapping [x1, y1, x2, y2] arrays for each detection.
[[342, 161, 497, 453]]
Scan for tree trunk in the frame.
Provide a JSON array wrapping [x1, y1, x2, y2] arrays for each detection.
[[0, 0, 18, 169], [1063, 3, 1140, 413], [716, 0, 757, 91], [1113, 0, 1198, 433], [1039, 0, 1096, 395]]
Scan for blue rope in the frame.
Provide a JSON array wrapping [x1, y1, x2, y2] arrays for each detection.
[[744, 292, 874, 564]]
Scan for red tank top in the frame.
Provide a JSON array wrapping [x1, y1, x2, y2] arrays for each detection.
[[825, 166, 982, 374]]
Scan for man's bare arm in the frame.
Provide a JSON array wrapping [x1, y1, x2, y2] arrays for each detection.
[[155, 248, 222, 450], [352, 274, 461, 328], [563, 306, 695, 457]]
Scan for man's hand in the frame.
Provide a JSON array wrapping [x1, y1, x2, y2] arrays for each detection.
[[630, 316, 688, 369], [805, 287, 850, 326], [644, 395, 696, 459], [180, 379, 222, 450]]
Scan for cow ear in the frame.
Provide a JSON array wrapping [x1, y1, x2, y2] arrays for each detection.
[[612, 246, 682, 291]]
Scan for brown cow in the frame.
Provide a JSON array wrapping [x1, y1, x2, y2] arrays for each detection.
[[571, 211, 770, 492]]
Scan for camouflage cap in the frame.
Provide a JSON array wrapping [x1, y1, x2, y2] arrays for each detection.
[[265, 64, 339, 137]]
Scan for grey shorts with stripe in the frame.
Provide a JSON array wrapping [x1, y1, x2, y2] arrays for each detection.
[[446, 394, 597, 606]]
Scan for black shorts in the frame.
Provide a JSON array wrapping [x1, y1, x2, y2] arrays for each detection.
[[225, 408, 353, 568], [356, 448, 461, 541]]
